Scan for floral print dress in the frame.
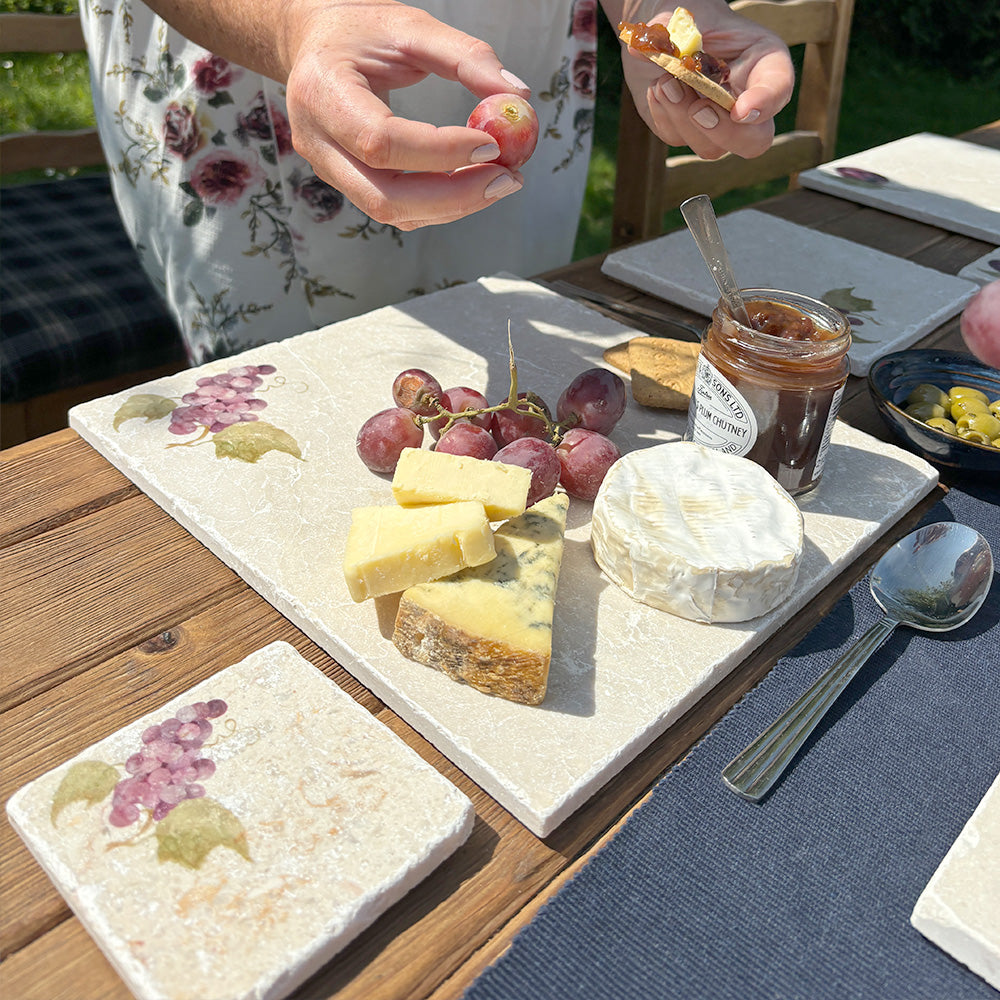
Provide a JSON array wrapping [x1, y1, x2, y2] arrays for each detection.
[[79, 0, 600, 365]]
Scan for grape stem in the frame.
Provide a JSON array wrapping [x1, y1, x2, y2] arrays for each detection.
[[415, 325, 574, 441]]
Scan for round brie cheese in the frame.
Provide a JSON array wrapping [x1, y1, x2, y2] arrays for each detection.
[[591, 441, 804, 623]]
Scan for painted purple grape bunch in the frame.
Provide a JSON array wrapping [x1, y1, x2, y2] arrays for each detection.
[[834, 166, 889, 186], [109, 700, 228, 827], [168, 365, 277, 435]]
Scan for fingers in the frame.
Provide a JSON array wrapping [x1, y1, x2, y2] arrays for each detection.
[[305, 135, 525, 229]]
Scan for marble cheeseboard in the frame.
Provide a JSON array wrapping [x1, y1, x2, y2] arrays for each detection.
[[69, 275, 939, 837]]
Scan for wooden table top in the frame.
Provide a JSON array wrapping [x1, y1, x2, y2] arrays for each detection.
[[2, 120, 997, 1000]]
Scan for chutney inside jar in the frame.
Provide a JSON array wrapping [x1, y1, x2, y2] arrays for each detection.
[[685, 289, 852, 495]]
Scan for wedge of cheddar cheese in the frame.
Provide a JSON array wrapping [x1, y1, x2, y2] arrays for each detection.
[[343, 500, 495, 602], [391, 447, 532, 520], [392, 491, 569, 706]]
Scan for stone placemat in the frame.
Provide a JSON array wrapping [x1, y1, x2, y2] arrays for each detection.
[[601, 209, 979, 376], [912, 771, 1000, 990], [7, 641, 474, 1000], [69, 275, 939, 837], [958, 247, 1000, 287], [799, 133, 1000, 244]]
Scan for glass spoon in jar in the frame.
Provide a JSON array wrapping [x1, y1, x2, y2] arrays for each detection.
[[721, 521, 993, 802], [680, 194, 752, 328]]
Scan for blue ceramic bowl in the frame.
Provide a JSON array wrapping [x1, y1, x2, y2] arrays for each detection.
[[868, 349, 1000, 476]]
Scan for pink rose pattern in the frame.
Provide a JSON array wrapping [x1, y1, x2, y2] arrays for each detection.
[[100, 4, 596, 364]]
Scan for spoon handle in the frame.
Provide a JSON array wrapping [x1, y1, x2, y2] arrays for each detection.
[[721, 615, 899, 802], [679, 195, 751, 327]]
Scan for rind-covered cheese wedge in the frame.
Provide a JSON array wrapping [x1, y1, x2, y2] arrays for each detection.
[[392, 491, 569, 706], [591, 442, 803, 622], [391, 447, 531, 520], [343, 501, 495, 602]]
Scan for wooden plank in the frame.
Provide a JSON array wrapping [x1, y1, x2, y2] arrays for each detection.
[[1, 431, 139, 549], [0, 12, 86, 53], [0, 130, 105, 175], [0, 495, 247, 711], [0, 587, 384, 957]]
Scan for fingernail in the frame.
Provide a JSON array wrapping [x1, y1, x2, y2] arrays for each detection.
[[484, 174, 522, 200], [738, 108, 761, 124], [659, 77, 685, 103], [694, 106, 719, 129], [500, 68, 530, 92], [470, 142, 500, 163]]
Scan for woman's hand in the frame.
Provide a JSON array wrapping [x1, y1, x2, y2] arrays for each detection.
[[607, 0, 795, 160]]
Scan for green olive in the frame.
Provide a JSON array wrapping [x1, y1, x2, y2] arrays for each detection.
[[906, 383, 950, 408], [949, 385, 990, 405], [990, 400, 1000, 418], [906, 402, 947, 421], [950, 397, 989, 421], [993, 437, 1000, 448], [926, 416, 958, 435], [956, 412, 1000, 437], [959, 428, 992, 445]]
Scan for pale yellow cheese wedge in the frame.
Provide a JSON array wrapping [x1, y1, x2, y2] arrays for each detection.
[[343, 500, 495, 602], [391, 447, 531, 520], [667, 6, 702, 57], [393, 491, 569, 706]]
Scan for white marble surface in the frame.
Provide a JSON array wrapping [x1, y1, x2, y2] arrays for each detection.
[[911, 772, 1000, 991], [799, 133, 1000, 243], [601, 209, 979, 376], [69, 275, 939, 837], [6, 642, 474, 1000], [958, 247, 1000, 287]]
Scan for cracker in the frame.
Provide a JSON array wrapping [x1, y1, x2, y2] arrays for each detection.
[[628, 337, 701, 410], [619, 23, 735, 111], [602, 340, 633, 374]]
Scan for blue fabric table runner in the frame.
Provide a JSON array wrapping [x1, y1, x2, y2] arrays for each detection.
[[466, 487, 1000, 1000]]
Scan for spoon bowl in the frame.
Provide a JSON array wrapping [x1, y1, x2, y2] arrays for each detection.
[[722, 521, 993, 802]]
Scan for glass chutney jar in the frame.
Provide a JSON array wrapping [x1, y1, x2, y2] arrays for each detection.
[[685, 289, 852, 495]]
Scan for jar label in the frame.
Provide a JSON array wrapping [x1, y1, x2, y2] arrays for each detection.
[[686, 354, 758, 456], [813, 382, 845, 478]]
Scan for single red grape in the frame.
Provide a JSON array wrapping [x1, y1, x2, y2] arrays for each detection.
[[429, 386, 491, 440], [356, 407, 423, 473], [556, 367, 627, 435], [491, 392, 551, 447], [392, 368, 443, 417], [556, 428, 621, 501], [494, 437, 560, 507], [435, 422, 498, 460]]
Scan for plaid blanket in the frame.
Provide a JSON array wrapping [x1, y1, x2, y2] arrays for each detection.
[[1, 174, 187, 402]]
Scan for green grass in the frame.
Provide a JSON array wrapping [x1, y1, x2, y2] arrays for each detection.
[[3, 3, 998, 254]]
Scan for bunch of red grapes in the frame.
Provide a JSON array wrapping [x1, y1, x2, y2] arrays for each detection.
[[356, 365, 627, 503]]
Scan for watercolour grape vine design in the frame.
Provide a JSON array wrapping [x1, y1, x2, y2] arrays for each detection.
[[50, 700, 251, 870], [112, 364, 303, 463]]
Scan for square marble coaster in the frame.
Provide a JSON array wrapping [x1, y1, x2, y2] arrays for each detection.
[[958, 247, 1000, 287], [601, 209, 979, 376], [799, 133, 1000, 243], [69, 275, 938, 837], [911, 772, 1000, 990], [6, 642, 474, 1000]]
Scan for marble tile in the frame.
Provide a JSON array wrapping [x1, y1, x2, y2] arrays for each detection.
[[958, 247, 1000, 287], [7, 642, 474, 1000], [911, 772, 1000, 990], [69, 275, 939, 836], [799, 133, 1000, 243], [601, 209, 979, 376]]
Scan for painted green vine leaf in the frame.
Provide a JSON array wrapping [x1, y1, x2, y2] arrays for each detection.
[[155, 798, 252, 869], [51, 761, 119, 825], [211, 421, 303, 463], [113, 394, 178, 431], [823, 287, 875, 314]]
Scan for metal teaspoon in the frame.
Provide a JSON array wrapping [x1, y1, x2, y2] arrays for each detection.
[[680, 194, 752, 328], [721, 521, 994, 802]]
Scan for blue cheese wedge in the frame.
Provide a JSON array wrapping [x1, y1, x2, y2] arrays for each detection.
[[392, 491, 569, 706], [591, 442, 803, 622]]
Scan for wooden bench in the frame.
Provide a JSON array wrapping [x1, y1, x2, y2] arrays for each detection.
[[1, 12, 187, 449]]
